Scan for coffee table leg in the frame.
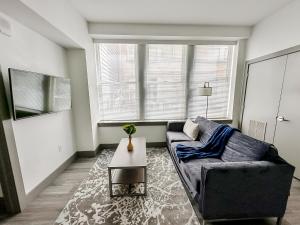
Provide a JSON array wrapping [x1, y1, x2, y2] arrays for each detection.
[[144, 167, 147, 196], [108, 168, 113, 197], [128, 184, 132, 195]]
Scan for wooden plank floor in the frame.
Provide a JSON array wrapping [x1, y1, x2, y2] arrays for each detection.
[[285, 179, 300, 225], [0, 157, 97, 225], [0, 155, 299, 225]]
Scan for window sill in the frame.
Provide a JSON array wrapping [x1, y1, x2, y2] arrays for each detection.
[[97, 118, 233, 127]]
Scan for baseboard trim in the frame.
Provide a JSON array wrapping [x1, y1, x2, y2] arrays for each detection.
[[98, 142, 166, 151], [0, 197, 5, 214], [77, 151, 97, 158], [98, 144, 118, 150], [25, 153, 77, 204], [147, 142, 166, 148], [77, 142, 167, 158]]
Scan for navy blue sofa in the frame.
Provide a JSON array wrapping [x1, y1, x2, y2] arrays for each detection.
[[166, 116, 295, 225]]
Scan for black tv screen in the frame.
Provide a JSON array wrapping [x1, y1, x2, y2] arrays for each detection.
[[8, 68, 71, 120]]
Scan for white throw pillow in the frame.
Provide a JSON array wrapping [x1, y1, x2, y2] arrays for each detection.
[[183, 119, 199, 140]]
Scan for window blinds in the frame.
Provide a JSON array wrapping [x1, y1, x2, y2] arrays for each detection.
[[95, 43, 139, 120], [144, 44, 187, 120], [95, 43, 235, 121], [188, 45, 234, 119]]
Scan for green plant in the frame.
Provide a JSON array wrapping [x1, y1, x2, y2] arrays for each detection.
[[122, 124, 136, 137]]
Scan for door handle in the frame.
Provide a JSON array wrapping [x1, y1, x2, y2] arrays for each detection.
[[277, 116, 289, 122]]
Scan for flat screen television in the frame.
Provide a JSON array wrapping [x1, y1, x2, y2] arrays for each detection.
[[8, 68, 71, 120]]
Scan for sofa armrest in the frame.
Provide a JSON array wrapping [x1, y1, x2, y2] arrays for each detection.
[[199, 161, 295, 220], [166, 121, 185, 132]]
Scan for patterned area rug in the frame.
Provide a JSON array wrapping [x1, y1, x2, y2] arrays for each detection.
[[55, 148, 200, 225]]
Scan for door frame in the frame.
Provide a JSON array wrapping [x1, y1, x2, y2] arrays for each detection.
[[0, 66, 21, 214], [239, 44, 300, 129]]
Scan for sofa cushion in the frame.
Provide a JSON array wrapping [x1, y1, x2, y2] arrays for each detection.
[[167, 131, 192, 143], [170, 140, 202, 151], [170, 140, 222, 194], [221, 131, 270, 162], [183, 119, 200, 140], [181, 158, 222, 194], [170, 141, 200, 162], [195, 116, 219, 143]]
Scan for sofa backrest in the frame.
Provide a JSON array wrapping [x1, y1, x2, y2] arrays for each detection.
[[221, 130, 270, 162], [195, 116, 219, 144], [195, 116, 270, 162]]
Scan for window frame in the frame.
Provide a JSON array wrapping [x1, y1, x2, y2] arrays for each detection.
[[95, 43, 140, 121], [143, 44, 188, 120], [187, 45, 236, 119], [95, 40, 238, 122]]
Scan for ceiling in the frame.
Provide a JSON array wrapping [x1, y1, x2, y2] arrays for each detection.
[[69, 0, 293, 26]]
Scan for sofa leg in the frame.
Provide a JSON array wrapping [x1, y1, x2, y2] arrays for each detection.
[[276, 217, 283, 225]]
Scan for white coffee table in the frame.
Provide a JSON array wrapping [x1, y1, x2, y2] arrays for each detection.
[[108, 137, 147, 197]]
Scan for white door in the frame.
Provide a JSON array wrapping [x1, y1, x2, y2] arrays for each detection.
[[274, 51, 300, 178], [242, 56, 287, 143]]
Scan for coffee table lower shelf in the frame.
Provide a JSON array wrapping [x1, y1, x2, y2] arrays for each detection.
[[108, 167, 147, 197]]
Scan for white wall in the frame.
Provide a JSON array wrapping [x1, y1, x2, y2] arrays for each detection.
[[99, 126, 166, 144], [0, 13, 76, 194], [84, 45, 101, 147], [21, 0, 90, 47], [89, 23, 251, 40], [247, 0, 300, 60], [18, 0, 100, 151], [232, 39, 247, 128], [66, 49, 94, 151]]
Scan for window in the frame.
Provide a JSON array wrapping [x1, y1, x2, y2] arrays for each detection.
[[188, 45, 234, 119], [95, 43, 139, 120], [144, 45, 187, 119], [95, 43, 236, 121]]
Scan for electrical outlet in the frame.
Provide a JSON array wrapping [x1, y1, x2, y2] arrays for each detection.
[[58, 145, 62, 152]]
